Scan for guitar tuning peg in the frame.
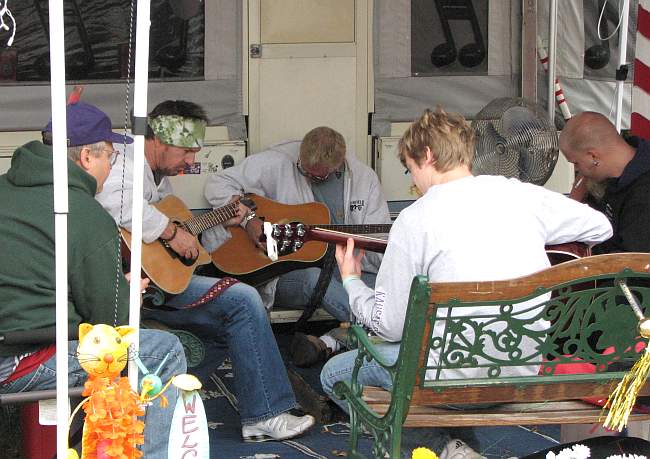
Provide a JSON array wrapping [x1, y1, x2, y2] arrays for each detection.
[[280, 240, 291, 254], [283, 224, 293, 237], [296, 224, 306, 237], [292, 241, 303, 251], [272, 225, 281, 237]]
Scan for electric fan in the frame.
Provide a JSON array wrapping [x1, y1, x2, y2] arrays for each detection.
[[471, 97, 558, 186]]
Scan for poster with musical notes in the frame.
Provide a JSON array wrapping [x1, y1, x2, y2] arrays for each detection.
[[411, 0, 489, 76]]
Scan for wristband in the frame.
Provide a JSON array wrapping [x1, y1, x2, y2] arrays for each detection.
[[242, 211, 257, 229], [342, 275, 361, 288], [160, 223, 178, 242]]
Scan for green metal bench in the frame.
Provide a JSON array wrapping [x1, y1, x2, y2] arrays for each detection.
[[333, 253, 650, 459]]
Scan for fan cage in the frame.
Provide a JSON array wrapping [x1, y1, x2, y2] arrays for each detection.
[[471, 97, 559, 186]]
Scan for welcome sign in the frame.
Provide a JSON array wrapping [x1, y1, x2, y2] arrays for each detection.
[[168, 389, 210, 458]]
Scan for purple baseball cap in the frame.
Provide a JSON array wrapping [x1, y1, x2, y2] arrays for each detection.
[[42, 101, 133, 147]]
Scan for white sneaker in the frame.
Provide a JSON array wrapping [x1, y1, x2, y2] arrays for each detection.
[[439, 439, 487, 459], [242, 412, 315, 442]]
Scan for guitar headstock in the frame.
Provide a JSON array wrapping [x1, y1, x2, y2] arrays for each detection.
[[270, 223, 311, 256]]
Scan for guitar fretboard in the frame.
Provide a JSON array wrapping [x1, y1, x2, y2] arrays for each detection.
[[183, 202, 240, 236], [313, 224, 392, 234]]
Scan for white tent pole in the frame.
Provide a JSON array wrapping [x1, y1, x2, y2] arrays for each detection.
[[547, 0, 558, 125], [47, 0, 69, 456], [615, 0, 631, 133], [127, 0, 151, 391]]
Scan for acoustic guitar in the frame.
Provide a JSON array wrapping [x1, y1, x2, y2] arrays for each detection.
[[270, 222, 591, 265], [209, 195, 392, 285], [120, 195, 239, 294]]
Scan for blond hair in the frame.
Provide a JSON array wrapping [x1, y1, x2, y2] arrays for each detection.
[[299, 126, 346, 169], [398, 108, 475, 172]]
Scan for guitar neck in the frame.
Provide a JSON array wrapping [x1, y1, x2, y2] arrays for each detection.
[[182, 202, 240, 236], [306, 228, 388, 253], [314, 224, 392, 234]]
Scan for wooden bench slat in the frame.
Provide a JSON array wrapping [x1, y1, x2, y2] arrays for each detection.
[[399, 411, 650, 428], [363, 400, 650, 427], [362, 384, 650, 406], [410, 381, 650, 405]]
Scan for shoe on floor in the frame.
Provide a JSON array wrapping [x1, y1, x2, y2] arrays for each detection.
[[290, 332, 330, 367], [439, 439, 486, 459], [324, 326, 349, 348], [242, 412, 315, 442]]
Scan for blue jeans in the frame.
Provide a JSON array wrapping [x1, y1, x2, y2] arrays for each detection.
[[275, 268, 377, 322], [143, 274, 298, 424], [0, 329, 186, 458], [320, 342, 455, 455]]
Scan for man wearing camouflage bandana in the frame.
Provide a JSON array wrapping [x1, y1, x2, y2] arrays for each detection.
[[148, 114, 206, 149], [96, 100, 315, 442]]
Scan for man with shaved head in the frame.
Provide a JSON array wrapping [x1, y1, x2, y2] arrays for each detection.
[[559, 111, 650, 253]]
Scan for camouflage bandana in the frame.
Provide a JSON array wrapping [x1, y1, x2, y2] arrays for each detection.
[[148, 115, 206, 148]]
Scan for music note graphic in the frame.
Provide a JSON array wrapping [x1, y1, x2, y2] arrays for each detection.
[[0, 0, 16, 47], [584, 0, 619, 70], [430, 0, 486, 69]]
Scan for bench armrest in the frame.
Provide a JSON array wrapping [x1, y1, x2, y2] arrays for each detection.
[[347, 325, 396, 369]]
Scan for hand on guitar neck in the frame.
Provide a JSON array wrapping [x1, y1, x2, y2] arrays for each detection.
[[335, 238, 365, 281]]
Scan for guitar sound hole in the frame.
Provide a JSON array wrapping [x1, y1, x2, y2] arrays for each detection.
[[178, 255, 197, 267]]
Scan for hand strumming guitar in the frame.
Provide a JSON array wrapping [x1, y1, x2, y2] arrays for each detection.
[[244, 217, 266, 250], [160, 221, 200, 261]]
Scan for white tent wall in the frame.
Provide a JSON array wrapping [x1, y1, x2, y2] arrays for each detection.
[[0, 1, 640, 149], [0, 0, 245, 140]]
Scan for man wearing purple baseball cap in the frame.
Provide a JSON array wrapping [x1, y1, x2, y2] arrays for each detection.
[[0, 100, 187, 457], [42, 101, 133, 193]]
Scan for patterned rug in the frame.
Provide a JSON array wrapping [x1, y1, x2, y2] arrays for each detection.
[[194, 333, 565, 459]]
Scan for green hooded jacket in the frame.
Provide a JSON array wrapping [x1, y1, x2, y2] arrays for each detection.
[[0, 141, 129, 357]]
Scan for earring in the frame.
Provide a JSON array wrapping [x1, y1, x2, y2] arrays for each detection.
[[592, 160, 600, 167]]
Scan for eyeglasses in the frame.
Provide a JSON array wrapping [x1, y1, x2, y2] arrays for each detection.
[[296, 160, 335, 183], [105, 149, 121, 166]]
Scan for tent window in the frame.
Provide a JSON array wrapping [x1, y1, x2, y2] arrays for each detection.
[[411, 0, 489, 77], [0, 0, 204, 83]]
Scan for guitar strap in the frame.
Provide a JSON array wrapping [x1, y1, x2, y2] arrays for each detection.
[[177, 277, 240, 309], [294, 244, 337, 332]]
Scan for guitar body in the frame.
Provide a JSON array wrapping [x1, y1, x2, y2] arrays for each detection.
[[210, 195, 330, 285], [546, 241, 591, 266], [121, 195, 211, 294]]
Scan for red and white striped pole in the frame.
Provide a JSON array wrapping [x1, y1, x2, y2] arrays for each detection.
[[632, 0, 650, 139], [537, 36, 572, 121]]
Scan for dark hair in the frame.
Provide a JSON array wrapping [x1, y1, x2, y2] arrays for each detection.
[[133, 100, 208, 139]]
